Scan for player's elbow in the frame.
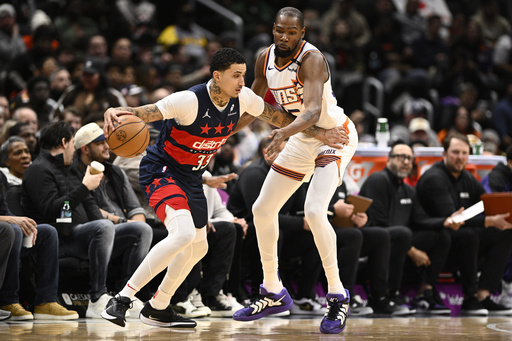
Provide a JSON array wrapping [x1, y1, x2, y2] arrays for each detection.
[[309, 109, 321, 125]]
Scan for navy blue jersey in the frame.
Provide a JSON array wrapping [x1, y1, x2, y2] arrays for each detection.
[[139, 82, 240, 228]]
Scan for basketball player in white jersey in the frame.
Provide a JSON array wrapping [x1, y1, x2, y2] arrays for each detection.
[[232, 7, 358, 334]]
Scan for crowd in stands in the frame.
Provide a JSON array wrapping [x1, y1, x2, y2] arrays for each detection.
[[2, 0, 512, 321]]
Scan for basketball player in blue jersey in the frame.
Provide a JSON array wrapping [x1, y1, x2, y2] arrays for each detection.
[[231, 8, 358, 334], [99, 48, 349, 328]]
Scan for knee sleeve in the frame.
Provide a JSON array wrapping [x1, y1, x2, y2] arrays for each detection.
[[164, 206, 196, 245], [252, 197, 272, 222], [304, 203, 327, 227], [192, 227, 208, 260]]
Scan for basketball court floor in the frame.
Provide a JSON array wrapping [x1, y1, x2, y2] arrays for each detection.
[[2, 315, 512, 340]]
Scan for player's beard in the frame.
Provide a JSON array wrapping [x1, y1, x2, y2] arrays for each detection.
[[275, 40, 301, 58]]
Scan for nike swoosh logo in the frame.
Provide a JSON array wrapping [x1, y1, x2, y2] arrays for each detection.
[[268, 296, 285, 306], [228, 111, 237, 116], [101, 313, 117, 320], [267, 67, 274, 70]]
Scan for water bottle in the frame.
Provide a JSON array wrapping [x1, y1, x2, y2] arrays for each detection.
[[473, 141, 483, 155], [61, 201, 71, 219], [375, 118, 390, 148]]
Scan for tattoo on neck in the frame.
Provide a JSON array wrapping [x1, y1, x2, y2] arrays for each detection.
[[210, 81, 227, 107]]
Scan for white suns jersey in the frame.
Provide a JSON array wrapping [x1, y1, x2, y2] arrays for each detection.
[[263, 41, 346, 129]]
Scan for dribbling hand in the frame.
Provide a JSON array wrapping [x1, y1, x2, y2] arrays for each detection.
[[103, 107, 133, 137]]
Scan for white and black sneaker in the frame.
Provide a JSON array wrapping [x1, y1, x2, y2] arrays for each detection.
[[204, 292, 233, 317], [412, 289, 451, 315], [460, 296, 488, 316], [291, 297, 324, 315], [370, 297, 411, 316], [139, 302, 197, 328], [0, 308, 11, 321], [480, 296, 512, 316], [350, 295, 373, 316], [101, 295, 133, 327]]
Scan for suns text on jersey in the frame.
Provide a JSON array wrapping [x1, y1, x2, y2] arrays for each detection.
[[269, 84, 303, 106]]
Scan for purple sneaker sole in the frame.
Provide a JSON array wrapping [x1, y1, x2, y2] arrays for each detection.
[[233, 285, 293, 321], [320, 289, 350, 334]]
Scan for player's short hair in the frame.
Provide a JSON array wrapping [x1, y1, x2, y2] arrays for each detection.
[[209, 48, 246, 74], [40, 121, 75, 150], [275, 7, 304, 28]]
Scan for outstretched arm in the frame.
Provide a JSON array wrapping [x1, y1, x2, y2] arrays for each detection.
[[233, 104, 347, 149], [103, 104, 163, 137]]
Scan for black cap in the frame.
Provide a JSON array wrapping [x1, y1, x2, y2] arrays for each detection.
[[82, 58, 103, 74]]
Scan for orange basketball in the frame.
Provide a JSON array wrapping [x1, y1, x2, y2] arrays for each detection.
[[106, 115, 149, 158]]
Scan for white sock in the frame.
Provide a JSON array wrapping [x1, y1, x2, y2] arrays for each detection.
[[151, 288, 172, 310], [119, 281, 140, 299]]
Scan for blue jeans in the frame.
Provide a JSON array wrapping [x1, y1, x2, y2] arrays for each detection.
[[59, 219, 115, 302], [0, 223, 15, 286], [0, 223, 59, 306], [111, 221, 153, 289]]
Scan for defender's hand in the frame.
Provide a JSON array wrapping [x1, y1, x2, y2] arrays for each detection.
[[266, 129, 287, 160], [322, 126, 349, 149]]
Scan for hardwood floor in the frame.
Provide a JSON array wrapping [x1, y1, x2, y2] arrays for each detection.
[[1, 315, 511, 340]]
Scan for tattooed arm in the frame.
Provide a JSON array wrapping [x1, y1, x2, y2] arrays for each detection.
[[232, 102, 338, 143], [103, 104, 163, 137]]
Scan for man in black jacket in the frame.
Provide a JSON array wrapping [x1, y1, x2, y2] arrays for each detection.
[[416, 133, 512, 316], [482, 145, 512, 308], [0, 171, 78, 321], [20, 121, 117, 318], [73, 123, 153, 312], [483, 145, 512, 193], [360, 142, 460, 315]]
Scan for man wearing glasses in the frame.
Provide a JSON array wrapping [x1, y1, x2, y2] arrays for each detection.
[[359, 142, 463, 315]]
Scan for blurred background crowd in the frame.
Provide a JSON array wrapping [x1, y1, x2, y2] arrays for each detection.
[[2, 0, 512, 320], [1, 0, 512, 163]]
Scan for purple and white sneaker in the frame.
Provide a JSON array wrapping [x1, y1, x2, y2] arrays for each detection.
[[232, 285, 292, 321], [320, 290, 350, 334]]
